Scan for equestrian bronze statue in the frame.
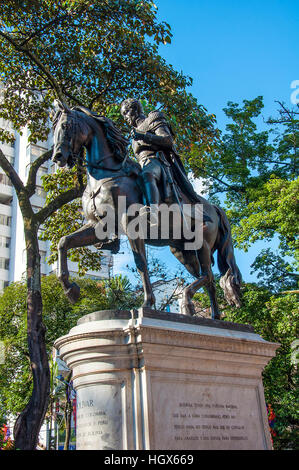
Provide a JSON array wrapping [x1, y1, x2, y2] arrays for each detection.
[[51, 99, 242, 319]]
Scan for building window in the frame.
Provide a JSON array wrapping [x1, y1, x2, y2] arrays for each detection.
[[0, 280, 9, 292], [36, 186, 46, 199], [38, 226, 45, 239], [32, 205, 41, 214], [0, 214, 11, 226], [0, 257, 9, 270], [28, 144, 48, 162], [5, 155, 14, 166], [0, 236, 10, 248], [0, 174, 12, 186], [26, 164, 48, 178], [40, 250, 47, 264], [38, 166, 48, 176]]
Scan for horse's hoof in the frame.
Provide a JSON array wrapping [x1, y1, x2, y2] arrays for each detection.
[[142, 298, 155, 309], [212, 312, 221, 320], [65, 282, 80, 304], [141, 302, 153, 309], [181, 301, 195, 316]]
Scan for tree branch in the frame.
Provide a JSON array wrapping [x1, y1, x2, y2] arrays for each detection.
[[204, 171, 245, 193], [88, 68, 117, 109], [36, 186, 84, 225], [26, 149, 53, 197], [0, 30, 64, 101], [0, 29, 83, 106], [18, 14, 72, 46]]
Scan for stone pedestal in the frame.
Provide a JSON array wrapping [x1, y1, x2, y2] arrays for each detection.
[[54, 308, 279, 450]]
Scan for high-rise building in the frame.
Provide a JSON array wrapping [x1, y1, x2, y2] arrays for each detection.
[[0, 118, 113, 291]]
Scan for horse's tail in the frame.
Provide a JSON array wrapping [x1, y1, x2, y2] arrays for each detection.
[[214, 205, 242, 308]]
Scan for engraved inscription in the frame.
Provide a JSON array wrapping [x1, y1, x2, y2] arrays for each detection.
[[151, 381, 265, 450], [171, 401, 248, 443], [76, 384, 122, 450]]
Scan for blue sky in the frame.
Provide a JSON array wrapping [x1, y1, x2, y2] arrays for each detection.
[[156, 0, 299, 128], [113, 0, 298, 284]]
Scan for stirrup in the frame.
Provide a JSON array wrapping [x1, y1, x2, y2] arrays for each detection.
[[139, 205, 158, 227]]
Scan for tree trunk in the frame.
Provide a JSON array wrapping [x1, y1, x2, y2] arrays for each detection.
[[63, 403, 72, 450], [13, 225, 50, 450], [63, 373, 73, 450]]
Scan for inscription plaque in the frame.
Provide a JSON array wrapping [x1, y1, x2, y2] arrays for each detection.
[[76, 384, 122, 450], [151, 380, 267, 450]]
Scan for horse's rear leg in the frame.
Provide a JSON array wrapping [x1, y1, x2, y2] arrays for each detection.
[[170, 243, 221, 319], [205, 277, 221, 320], [58, 223, 98, 303], [169, 246, 203, 315], [128, 237, 155, 308]]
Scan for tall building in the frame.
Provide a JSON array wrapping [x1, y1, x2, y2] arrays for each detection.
[[0, 118, 113, 291]]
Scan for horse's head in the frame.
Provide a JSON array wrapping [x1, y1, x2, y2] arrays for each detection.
[[52, 101, 91, 168]]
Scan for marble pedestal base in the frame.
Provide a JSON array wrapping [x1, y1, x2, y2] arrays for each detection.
[[54, 308, 279, 450]]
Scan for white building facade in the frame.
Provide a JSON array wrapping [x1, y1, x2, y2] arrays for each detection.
[[0, 118, 113, 290]]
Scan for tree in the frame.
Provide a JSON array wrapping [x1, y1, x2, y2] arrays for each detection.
[[0, 146, 85, 451], [0, 1, 216, 148], [188, 96, 273, 197], [190, 96, 298, 294], [190, 97, 298, 448], [206, 98, 298, 256], [0, 1, 217, 448], [250, 249, 298, 293]]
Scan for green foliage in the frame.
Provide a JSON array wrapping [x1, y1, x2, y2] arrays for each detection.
[[231, 176, 299, 261], [0, 282, 30, 421], [0, 0, 217, 150], [0, 1, 297, 450], [189, 96, 274, 195], [212, 99, 298, 260], [191, 96, 299, 447], [0, 274, 139, 421], [251, 249, 298, 293]]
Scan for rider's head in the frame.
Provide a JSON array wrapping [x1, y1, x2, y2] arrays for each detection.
[[121, 98, 144, 127]]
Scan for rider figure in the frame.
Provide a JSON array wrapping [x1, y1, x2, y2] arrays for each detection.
[[120, 98, 208, 225]]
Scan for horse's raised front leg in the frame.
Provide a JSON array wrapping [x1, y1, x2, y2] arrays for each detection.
[[128, 237, 155, 308], [58, 223, 98, 303]]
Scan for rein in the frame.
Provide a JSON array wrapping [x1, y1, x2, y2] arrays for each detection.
[[85, 150, 128, 172]]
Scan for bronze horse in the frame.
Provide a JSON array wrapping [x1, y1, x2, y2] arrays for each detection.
[[52, 101, 242, 319]]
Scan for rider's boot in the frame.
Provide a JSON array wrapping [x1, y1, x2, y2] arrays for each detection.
[[141, 174, 160, 226]]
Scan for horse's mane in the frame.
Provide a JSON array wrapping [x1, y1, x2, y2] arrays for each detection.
[[73, 106, 130, 162], [52, 105, 130, 161]]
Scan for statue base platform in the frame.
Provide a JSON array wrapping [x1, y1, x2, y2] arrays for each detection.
[[54, 308, 279, 450]]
